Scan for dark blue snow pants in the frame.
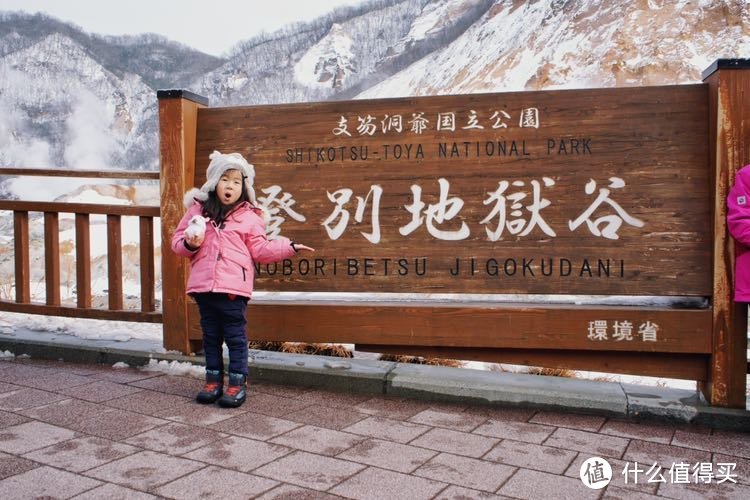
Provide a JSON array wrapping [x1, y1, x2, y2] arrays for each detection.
[[192, 292, 249, 376]]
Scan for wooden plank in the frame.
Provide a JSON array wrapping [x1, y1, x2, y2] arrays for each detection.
[[245, 303, 712, 353], [159, 93, 206, 353], [356, 345, 708, 381], [704, 60, 750, 407], [106, 215, 123, 310], [75, 214, 91, 308], [13, 211, 30, 303], [0, 200, 159, 217], [139, 216, 156, 313], [187, 302, 202, 343], [0, 300, 161, 323], [0, 168, 159, 179], [197, 84, 710, 296], [43, 212, 60, 306]]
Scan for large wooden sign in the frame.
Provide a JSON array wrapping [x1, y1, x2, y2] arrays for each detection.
[[160, 60, 749, 408], [195, 85, 710, 296]]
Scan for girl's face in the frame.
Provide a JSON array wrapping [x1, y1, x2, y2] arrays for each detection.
[[216, 169, 244, 206]]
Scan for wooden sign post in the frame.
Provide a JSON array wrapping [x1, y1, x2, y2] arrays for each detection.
[[703, 59, 750, 407], [158, 90, 208, 354]]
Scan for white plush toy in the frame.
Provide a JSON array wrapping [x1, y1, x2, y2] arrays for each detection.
[[184, 215, 207, 240]]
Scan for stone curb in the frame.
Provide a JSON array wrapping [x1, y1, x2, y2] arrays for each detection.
[[1, 337, 748, 431], [250, 349, 394, 395], [387, 362, 628, 416]]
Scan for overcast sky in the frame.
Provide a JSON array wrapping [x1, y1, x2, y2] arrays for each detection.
[[1, 0, 366, 56]]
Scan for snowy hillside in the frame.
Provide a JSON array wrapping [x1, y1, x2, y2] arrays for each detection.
[[1, 33, 155, 170], [360, 0, 750, 97], [0, 12, 223, 175], [194, 0, 431, 105], [0, 0, 747, 173], [294, 23, 356, 89]]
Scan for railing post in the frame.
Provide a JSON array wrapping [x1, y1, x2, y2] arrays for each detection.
[[703, 58, 750, 407], [139, 216, 156, 313], [75, 213, 91, 308], [13, 211, 30, 303], [158, 89, 208, 354], [44, 212, 60, 306]]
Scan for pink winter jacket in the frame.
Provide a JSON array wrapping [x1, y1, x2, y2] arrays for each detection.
[[171, 201, 296, 298], [727, 164, 750, 302]]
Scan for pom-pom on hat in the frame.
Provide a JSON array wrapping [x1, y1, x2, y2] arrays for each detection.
[[183, 151, 257, 208]]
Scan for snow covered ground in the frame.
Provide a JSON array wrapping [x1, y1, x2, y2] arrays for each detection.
[[0, 311, 164, 359]]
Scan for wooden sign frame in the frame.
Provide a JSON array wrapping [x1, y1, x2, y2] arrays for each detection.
[[158, 59, 749, 407]]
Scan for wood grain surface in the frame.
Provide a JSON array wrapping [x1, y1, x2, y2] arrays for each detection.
[[194, 84, 710, 295]]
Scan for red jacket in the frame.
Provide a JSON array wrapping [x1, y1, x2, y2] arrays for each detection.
[[171, 201, 295, 298], [727, 164, 750, 302]]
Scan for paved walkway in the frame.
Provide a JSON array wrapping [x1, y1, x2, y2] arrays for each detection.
[[0, 357, 749, 499]]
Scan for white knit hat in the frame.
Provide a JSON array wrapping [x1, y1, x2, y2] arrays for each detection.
[[183, 150, 257, 208]]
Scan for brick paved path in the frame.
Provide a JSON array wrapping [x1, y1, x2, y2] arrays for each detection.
[[0, 357, 748, 499]]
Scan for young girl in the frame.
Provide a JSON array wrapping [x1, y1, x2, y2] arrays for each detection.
[[727, 163, 750, 302], [171, 150, 313, 408]]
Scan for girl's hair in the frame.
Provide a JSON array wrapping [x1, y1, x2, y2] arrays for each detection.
[[200, 173, 252, 225]]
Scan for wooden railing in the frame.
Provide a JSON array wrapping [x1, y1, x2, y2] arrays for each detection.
[[0, 168, 161, 322]]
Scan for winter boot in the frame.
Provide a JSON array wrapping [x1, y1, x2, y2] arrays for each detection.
[[196, 369, 223, 404], [217, 372, 246, 408]]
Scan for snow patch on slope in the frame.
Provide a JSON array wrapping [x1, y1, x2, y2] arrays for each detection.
[[294, 23, 356, 88]]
